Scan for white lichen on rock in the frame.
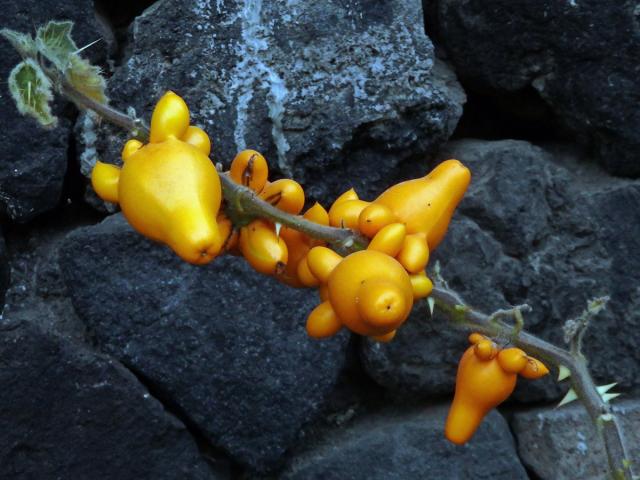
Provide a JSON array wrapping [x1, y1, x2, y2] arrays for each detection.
[[230, 0, 291, 174]]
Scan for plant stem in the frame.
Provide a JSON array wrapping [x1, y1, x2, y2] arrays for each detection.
[[61, 79, 150, 140], [59, 76, 635, 480], [431, 286, 634, 480], [218, 172, 369, 254]]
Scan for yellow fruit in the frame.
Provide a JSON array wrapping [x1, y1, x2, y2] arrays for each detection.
[[397, 234, 430, 274], [329, 199, 370, 229], [91, 161, 120, 204], [445, 346, 517, 445], [332, 188, 359, 205], [306, 246, 342, 284], [149, 91, 190, 143], [409, 271, 433, 299], [297, 255, 320, 287], [374, 159, 471, 250], [497, 348, 529, 374], [358, 203, 396, 238], [306, 301, 342, 338], [326, 250, 413, 337], [181, 125, 211, 156], [230, 149, 269, 193], [303, 202, 330, 226], [368, 223, 407, 257], [239, 219, 288, 275], [474, 339, 498, 360], [260, 178, 305, 214], [91, 91, 223, 265], [519, 356, 550, 379]]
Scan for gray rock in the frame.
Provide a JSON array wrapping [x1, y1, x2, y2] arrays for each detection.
[[280, 405, 527, 479], [362, 139, 640, 401], [90, 0, 464, 206], [0, 0, 108, 222], [59, 214, 349, 472], [511, 400, 640, 480], [0, 318, 218, 480], [429, 0, 640, 176]]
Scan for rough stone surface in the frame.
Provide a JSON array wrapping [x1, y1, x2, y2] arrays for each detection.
[[0, 234, 9, 310], [59, 214, 350, 472], [0, 318, 219, 480], [280, 405, 527, 479], [428, 0, 640, 176], [0, 0, 108, 222], [1, 207, 100, 342], [362, 139, 640, 401], [89, 0, 464, 205], [512, 400, 640, 480]]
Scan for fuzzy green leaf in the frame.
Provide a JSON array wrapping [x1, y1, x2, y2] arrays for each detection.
[[0, 28, 37, 57], [66, 54, 108, 104], [8, 59, 57, 128], [36, 20, 77, 71]]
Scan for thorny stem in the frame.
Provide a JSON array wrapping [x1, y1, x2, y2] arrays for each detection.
[[59, 75, 635, 480], [431, 286, 635, 480]]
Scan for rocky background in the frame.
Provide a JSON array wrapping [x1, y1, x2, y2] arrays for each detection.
[[1, 0, 639, 478]]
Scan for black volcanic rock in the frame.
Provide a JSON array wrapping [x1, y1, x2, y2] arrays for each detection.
[[428, 0, 640, 176], [59, 214, 350, 471], [0, 319, 218, 480], [280, 405, 527, 479]]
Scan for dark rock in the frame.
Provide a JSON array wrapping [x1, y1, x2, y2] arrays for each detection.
[[280, 405, 527, 479], [0, 318, 218, 480], [0, 234, 9, 310], [0, 0, 108, 222], [2, 206, 101, 342], [511, 400, 640, 480], [59, 214, 349, 472], [88, 0, 464, 206], [362, 139, 640, 401], [429, 0, 640, 176]]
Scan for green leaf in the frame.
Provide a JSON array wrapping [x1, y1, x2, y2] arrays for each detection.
[[0, 28, 37, 57], [8, 59, 57, 128], [66, 54, 108, 104], [36, 20, 77, 71]]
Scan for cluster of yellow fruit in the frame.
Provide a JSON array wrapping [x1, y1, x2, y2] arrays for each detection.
[[91, 91, 472, 343], [222, 151, 469, 342], [291, 160, 470, 342]]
